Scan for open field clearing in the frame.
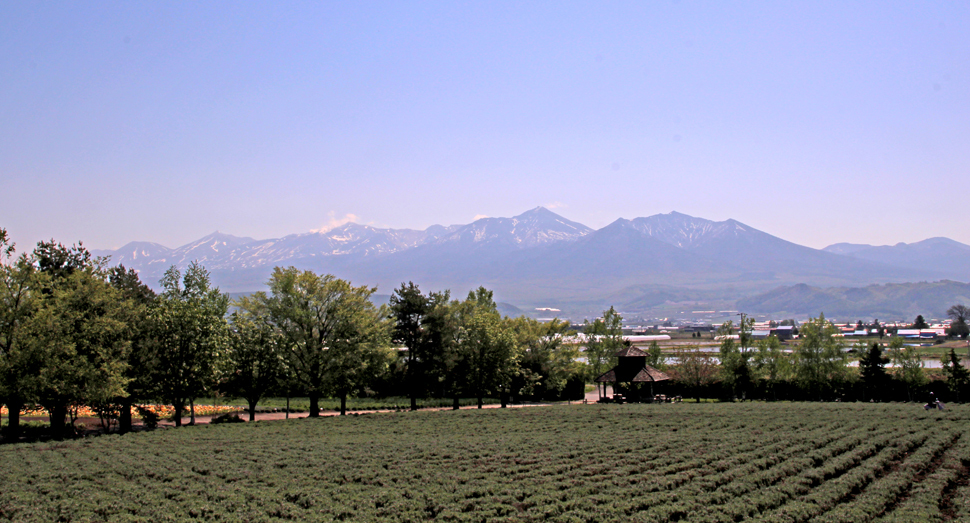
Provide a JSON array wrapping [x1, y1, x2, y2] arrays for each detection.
[[2, 403, 969, 522]]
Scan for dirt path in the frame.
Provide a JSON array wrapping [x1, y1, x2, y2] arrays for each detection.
[[585, 385, 611, 404], [12, 401, 562, 436], [154, 401, 556, 426]]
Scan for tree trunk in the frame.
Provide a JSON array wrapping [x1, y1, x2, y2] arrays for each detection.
[[189, 399, 196, 425], [119, 397, 133, 434], [500, 391, 508, 408], [410, 394, 417, 412], [286, 395, 290, 419], [248, 399, 257, 421], [49, 404, 68, 436], [453, 396, 459, 410], [173, 399, 184, 427], [4, 397, 23, 440], [309, 394, 319, 417], [477, 394, 483, 409], [340, 392, 347, 416]]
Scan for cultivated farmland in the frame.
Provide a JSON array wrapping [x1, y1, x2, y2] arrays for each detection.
[[1, 403, 969, 522]]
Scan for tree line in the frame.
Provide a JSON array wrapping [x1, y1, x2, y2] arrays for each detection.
[[677, 313, 970, 404], [3, 228, 968, 440], [0, 231, 586, 440]]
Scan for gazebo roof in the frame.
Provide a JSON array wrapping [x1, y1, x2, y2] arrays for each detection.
[[615, 346, 648, 357], [595, 364, 670, 383]]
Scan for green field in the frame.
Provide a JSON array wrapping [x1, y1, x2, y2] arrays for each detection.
[[2, 403, 969, 522]]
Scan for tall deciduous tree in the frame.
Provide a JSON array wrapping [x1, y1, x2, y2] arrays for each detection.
[[323, 284, 392, 415], [509, 317, 580, 401], [24, 241, 132, 435], [0, 230, 39, 439], [645, 340, 665, 371], [718, 320, 753, 401], [454, 287, 518, 409], [947, 305, 969, 339], [941, 348, 969, 403], [238, 267, 389, 417], [791, 314, 847, 400], [753, 335, 787, 401], [108, 265, 156, 433], [151, 262, 229, 427], [223, 311, 285, 421], [583, 306, 623, 393], [674, 345, 718, 403], [420, 291, 464, 408], [887, 336, 925, 402]]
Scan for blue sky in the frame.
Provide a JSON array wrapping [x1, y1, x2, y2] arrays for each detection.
[[2, 2, 968, 251]]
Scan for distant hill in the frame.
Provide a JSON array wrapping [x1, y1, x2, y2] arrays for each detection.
[[823, 237, 970, 281], [737, 280, 970, 320]]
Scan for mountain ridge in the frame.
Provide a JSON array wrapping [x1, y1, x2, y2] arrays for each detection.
[[91, 208, 967, 318]]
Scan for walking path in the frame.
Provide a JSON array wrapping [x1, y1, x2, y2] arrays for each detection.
[[13, 400, 569, 436], [154, 401, 556, 427]]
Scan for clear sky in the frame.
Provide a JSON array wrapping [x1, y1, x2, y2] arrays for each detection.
[[2, 2, 968, 252]]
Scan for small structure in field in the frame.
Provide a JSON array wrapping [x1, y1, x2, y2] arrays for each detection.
[[595, 346, 671, 402]]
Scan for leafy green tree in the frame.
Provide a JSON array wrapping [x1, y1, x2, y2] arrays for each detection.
[[753, 335, 787, 400], [223, 311, 285, 421], [948, 320, 969, 340], [791, 314, 847, 400], [947, 305, 969, 339], [509, 317, 580, 401], [718, 321, 753, 400], [887, 336, 925, 402], [673, 345, 718, 403], [22, 241, 133, 435], [151, 263, 229, 427], [0, 230, 40, 439], [107, 265, 156, 433], [322, 284, 392, 415], [419, 291, 464, 408], [941, 348, 970, 402], [583, 306, 623, 391], [645, 340, 665, 370], [913, 315, 929, 330], [858, 342, 889, 401], [238, 267, 388, 417], [453, 287, 518, 408]]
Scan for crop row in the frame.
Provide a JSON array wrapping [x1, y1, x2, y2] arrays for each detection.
[[1, 403, 967, 522]]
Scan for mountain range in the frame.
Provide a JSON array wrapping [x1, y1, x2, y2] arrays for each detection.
[[92, 207, 970, 319]]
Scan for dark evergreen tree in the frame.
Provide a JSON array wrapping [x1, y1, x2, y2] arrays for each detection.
[[913, 315, 929, 329], [389, 282, 429, 411], [858, 342, 889, 401]]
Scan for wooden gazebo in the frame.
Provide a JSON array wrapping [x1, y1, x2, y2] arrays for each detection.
[[595, 346, 670, 402]]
